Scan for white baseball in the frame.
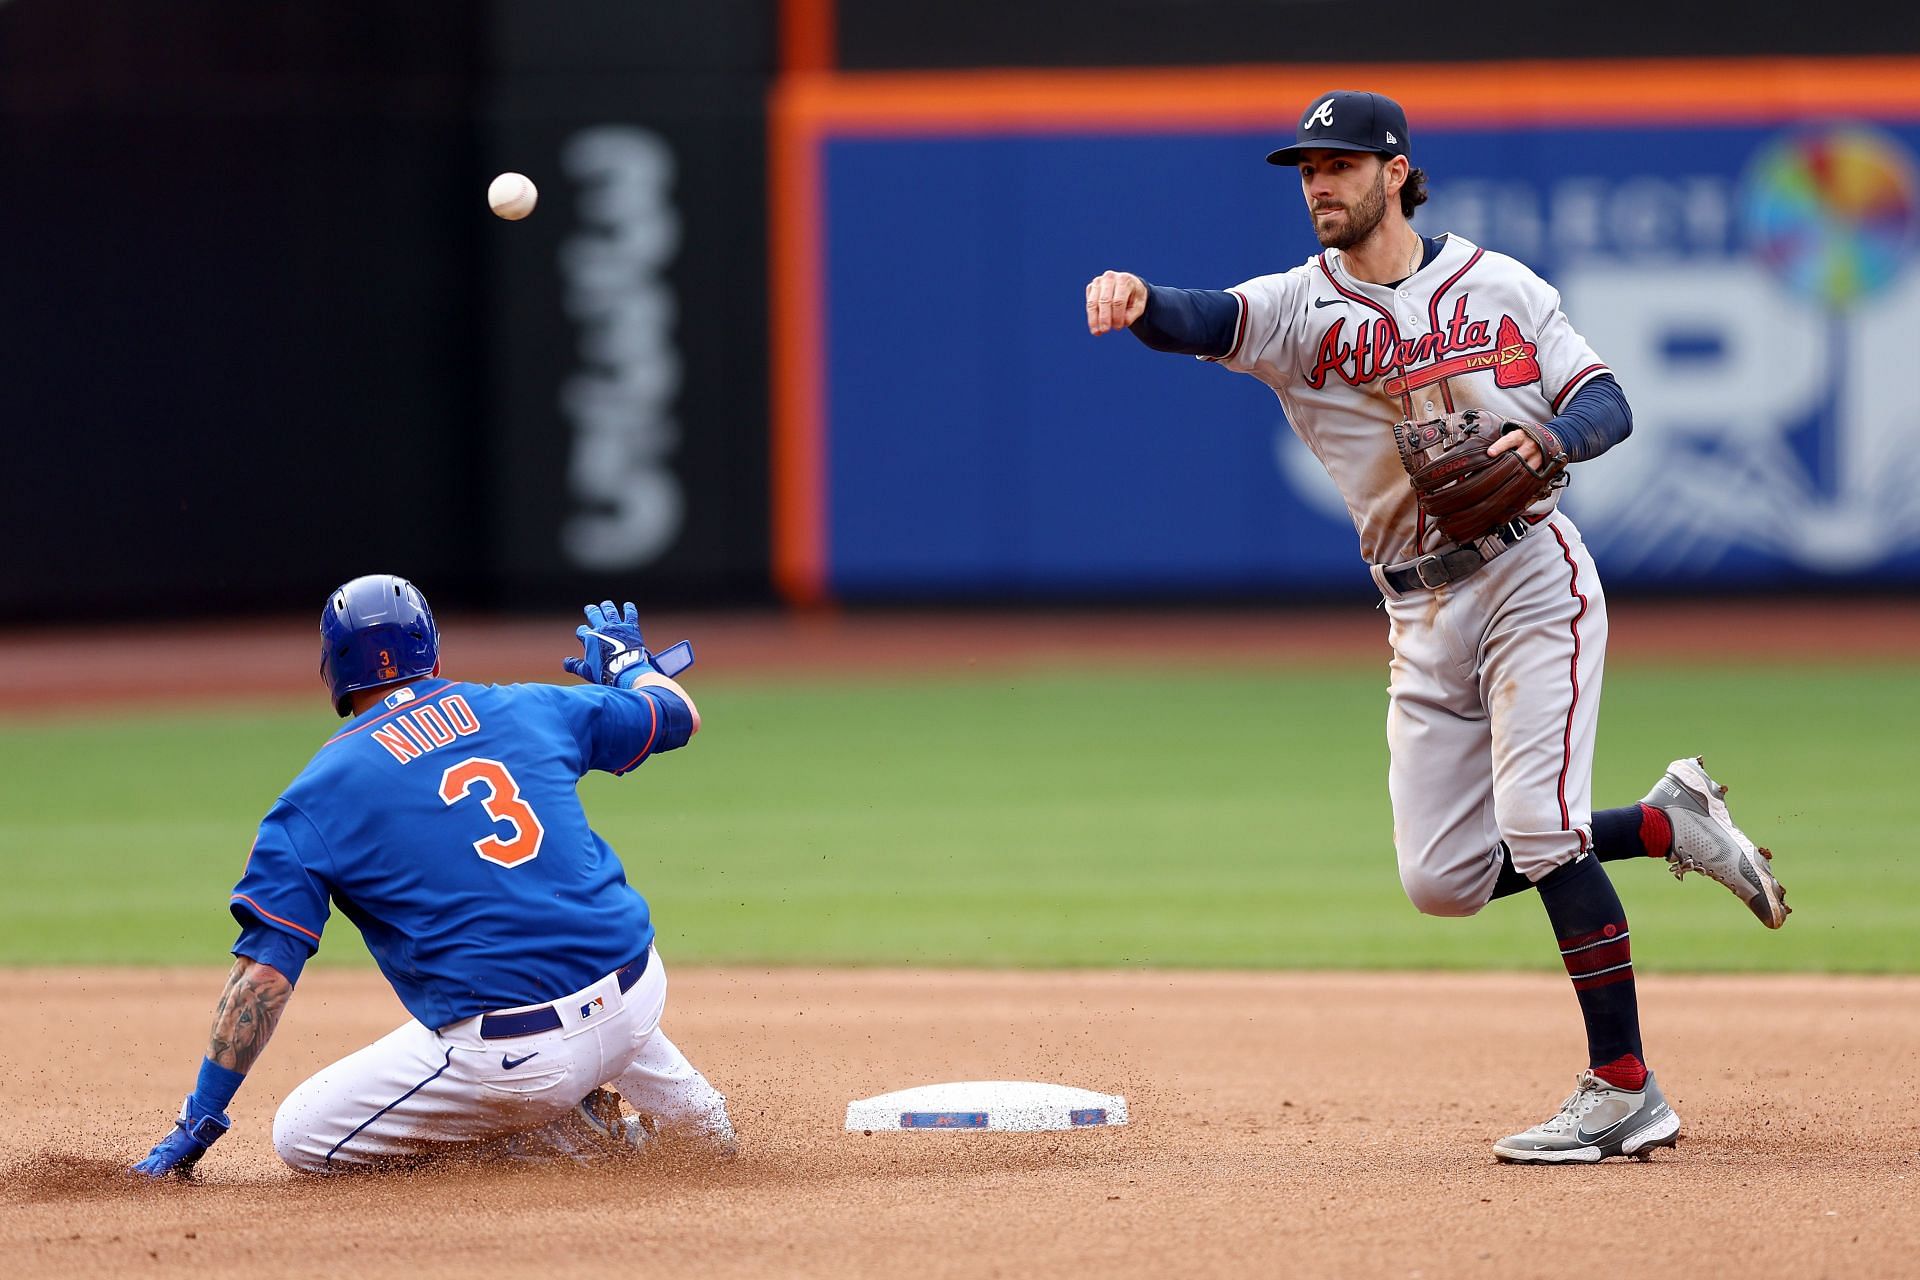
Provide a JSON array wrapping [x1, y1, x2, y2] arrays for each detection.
[[487, 172, 538, 221]]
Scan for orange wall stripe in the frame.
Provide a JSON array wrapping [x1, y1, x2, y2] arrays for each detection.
[[781, 57, 1920, 133], [770, 76, 830, 607], [780, 0, 836, 75]]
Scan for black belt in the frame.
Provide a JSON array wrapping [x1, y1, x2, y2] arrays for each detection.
[[477, 952, 649, 1039], [1380, 518, 1532, 594]]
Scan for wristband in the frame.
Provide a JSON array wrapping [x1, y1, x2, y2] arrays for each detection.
[[193, 1057, 246, 1114]]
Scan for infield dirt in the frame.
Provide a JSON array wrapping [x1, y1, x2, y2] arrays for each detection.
[[3, 967, 1914, 1279]]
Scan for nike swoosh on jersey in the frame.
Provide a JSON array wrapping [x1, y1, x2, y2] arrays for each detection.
[[501, 1051, 540, 1070], [1313, 297, 1346, 308]]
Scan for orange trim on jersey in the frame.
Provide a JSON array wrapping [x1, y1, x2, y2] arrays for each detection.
[[231, 893, 321, 942], [767, 55, 1920, 604], [322, 681, 455, 749], [615, 695, 661, 775]]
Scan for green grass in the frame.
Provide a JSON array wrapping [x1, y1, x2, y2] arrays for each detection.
[[2, 663, 1913, 973]]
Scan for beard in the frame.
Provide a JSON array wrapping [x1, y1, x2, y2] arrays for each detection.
[[1310, 168, 1389, 250]]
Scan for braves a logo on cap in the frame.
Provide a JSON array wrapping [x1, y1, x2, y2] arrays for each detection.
[[1306, 98, 1336, 129]]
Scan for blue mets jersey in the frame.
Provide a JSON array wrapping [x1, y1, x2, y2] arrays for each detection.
[[228, 678, 695, 1029]]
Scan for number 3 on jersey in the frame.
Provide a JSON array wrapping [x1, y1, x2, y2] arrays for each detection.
[[439, 757, 545, 867]]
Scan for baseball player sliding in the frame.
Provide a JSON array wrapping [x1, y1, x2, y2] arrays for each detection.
[[1086, 91, 1789, 1163], [132, 575, 734, 1175]]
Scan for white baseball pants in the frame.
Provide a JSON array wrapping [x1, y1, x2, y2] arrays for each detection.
[[272, 947, 732, 1172], [1380, 512, 1609, 916]]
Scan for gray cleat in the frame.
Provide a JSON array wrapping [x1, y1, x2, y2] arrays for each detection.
[[1493, 1070, 1681, 1164], [1643, 756, 1789, 929]]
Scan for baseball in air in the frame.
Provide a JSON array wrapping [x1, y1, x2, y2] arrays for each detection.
[[487, 172, 538, 220]]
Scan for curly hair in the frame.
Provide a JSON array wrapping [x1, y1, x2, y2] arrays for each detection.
[[1401, 166, 1429, 220]]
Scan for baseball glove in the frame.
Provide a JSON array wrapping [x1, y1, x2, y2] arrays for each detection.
[[1392, 408, 1568, 545]]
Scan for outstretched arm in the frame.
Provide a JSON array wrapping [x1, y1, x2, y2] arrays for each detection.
[[208, 956, 294, 1072], [131, 956, 293, 1177], [1085, 271, 1239, 358], [562, 599, 702, 772]]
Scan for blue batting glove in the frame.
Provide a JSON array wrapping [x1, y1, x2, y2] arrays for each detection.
[[131, 1095, 231, 1178], [561, 600, 657, 690]]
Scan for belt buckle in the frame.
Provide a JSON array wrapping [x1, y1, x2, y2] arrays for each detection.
[[1500, 517, 1530, 543], [1413, 554, 1449, 589]]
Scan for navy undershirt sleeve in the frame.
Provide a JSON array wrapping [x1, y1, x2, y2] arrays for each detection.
[[1131, 284, 1239, 358], [1544, 374, 1633, 464]]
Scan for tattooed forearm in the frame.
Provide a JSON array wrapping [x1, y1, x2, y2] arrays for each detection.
[[206, 957, 293, 1073]]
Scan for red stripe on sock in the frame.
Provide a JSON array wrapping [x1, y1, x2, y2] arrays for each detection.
[[1592, 1054, 1648, 1091], [1564, 938, 1632, 976], [1557, 923, 1624, 952], [1572, 967, 1635, 992], [1638, 803, 1673, 858]]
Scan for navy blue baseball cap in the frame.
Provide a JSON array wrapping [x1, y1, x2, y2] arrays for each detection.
[[1266, 91, 1411, 166]]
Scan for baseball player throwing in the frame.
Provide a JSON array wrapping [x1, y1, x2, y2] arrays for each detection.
[[132, 575, 734, 1175], [1085, 91, 1789, 1163]]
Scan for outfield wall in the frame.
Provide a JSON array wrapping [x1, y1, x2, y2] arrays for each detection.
[[5, 3, 1919, 618], [770, 61, 1920, 603]]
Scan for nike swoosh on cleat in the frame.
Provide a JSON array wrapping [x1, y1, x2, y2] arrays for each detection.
[[1574, 1117, 1631, 1145], [1577, 1103, 1663, 1146], [501, 1051, 540, 1070]]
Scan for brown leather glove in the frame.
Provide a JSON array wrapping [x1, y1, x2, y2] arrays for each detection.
[[1392, 408, 1568, 545]]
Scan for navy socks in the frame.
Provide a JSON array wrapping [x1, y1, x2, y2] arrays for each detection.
[[1535, 854, 1645, 1083], [1591, 803, 1672, 863]]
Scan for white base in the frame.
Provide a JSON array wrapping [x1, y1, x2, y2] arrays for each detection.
[[845, 1081, 1128, 1133]]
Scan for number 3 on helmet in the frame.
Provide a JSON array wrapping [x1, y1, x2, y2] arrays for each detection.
[[320, 574, 440, 718]]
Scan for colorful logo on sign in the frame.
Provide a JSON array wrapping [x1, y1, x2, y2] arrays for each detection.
[[1744, 126, 1919, 307]]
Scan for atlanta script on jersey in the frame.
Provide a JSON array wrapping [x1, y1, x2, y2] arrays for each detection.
[[1207, 233, 1609, 562]]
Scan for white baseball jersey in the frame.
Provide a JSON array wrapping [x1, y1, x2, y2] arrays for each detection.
[[1209, 233, 1610, 564]]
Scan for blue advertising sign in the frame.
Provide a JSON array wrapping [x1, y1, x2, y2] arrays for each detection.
[[798, 90, 1920, 597]]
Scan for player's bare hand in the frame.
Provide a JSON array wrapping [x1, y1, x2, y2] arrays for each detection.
[[1085, 271, 1148, 335], [1487, 428, 1545, 470]]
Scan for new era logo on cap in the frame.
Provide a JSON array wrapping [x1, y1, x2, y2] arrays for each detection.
[[1267, 90, 1412, 167]]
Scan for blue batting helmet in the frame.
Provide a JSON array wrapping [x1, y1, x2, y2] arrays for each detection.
[[319, 575, 439, 717]]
